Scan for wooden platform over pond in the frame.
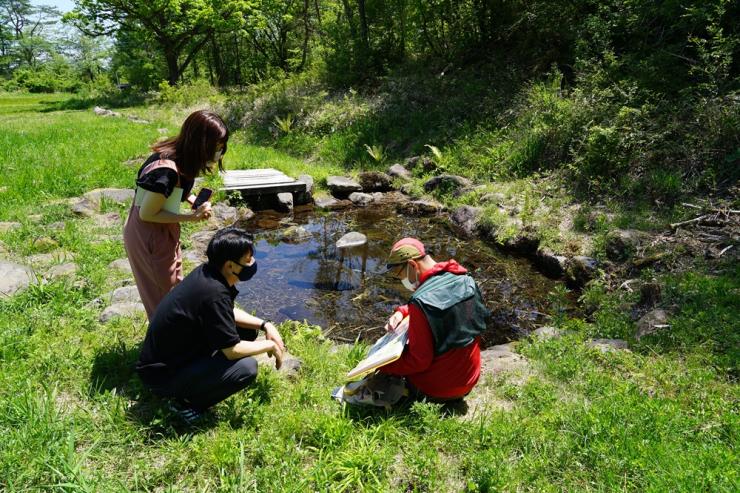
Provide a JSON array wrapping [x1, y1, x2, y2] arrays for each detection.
[[220, 169, 306, 196]]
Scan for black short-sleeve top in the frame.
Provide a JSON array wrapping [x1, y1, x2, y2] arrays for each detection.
[[136, 263, 241, 384], [135, 153, 195, 201]]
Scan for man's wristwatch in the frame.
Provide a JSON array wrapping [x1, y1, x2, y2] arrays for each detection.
[[260, 319, 272, 331]]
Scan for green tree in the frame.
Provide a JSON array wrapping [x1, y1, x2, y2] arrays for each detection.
[[66, 0, 255, 85]]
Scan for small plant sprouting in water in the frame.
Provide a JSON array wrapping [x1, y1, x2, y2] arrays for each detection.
[[274, 114, 294, 134], [364, 143, 385, 163]]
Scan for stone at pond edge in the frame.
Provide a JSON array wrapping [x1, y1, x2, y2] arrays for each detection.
[[358, 171, 394, 192], [295, 174, 314, 205], [27, 250, 74, 267], [187, 230, 217, 260], [109, 258, 133, 274], [636, 309, 670, 340], [327, 176, 362, 196], [450, 205, 482, 237], [423, 174, 472, 194], [276, 193, 294, 212], [0, 260, 34, 296], [534, 247, 568, 278], [100, 302, 146, 323], [387, 163, 412, 180], [565, 256, 598, 287], [479, 344, 529, 376], [397, 199, 444, 216], [348, 192, 374, 206], [315, 196, 352, 211]]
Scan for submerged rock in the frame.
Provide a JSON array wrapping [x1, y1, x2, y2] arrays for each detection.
[[280, 225, 311, 243], [336, 232, 367, 250], [315, 196, 352, 210]]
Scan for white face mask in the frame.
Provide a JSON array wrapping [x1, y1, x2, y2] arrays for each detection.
[[401, 263, 419, 292]]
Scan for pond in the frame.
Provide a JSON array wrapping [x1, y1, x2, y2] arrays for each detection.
[[235, 205, 563, 347]]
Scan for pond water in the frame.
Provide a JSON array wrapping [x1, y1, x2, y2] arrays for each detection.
[[235, 205, 562, 347]]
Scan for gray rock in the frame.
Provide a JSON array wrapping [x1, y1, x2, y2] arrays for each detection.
[[535, 248, 568, 278], [128, 115, 150, 124], [109, 285, 142, 304], [109, 258, 133, 274], [397, 199, 444, 216], [276, 193, 294, 213], [0, 240, 8, 257], [358, 171, 394, 192], [636, 309, 670, 339], [336, 232, 367, 250], [405, 156, 421, 169], [83, 188, 134, 207], [315, 196, 352, 211], [70, 198, 99, 217], [533, 326, 561, 340], [588, 339, 629, 352], [423, 174, 472, 194], [188, 230, 216, 260], [0, 221, 22, 233], [295, 174, 314, 205], [480, 192, 506, 205], [327, 176, 362, 196], [280, 225, 311, 243], [387, 163, 412, 180], [210, 203, 238, 226], [99, 302, 146, 323], [348, 192, 374, 206], [0, 260, 34, 296], [451, 206, 482, 237], [28, 214, 43, 223], [605, 229, 646, 262], [253, 349, 302, 377], [45, 262, 77, 280], [565, 256, 599, 287]]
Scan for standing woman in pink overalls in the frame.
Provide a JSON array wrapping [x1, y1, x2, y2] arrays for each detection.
[[123, 110, 229, 319]]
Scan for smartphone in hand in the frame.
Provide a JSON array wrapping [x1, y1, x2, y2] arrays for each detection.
[[191, 188, 213, 210]]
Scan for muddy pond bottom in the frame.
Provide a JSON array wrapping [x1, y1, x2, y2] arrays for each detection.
[[235, 205, 562, 346]]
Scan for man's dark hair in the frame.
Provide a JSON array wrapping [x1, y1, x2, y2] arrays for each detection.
[[206, 227, 254, 269]]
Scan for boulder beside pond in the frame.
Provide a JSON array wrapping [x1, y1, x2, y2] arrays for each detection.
[[358, 171, 394, 192], [450, 206, 482, 237], [327, 176, 362, 196], [348, 192, 374, 206], [423, 174, 472, 194]]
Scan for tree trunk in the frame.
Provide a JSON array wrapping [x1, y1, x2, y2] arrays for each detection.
[[357, 0, 369, 54], [164, 48, 180, 86], [299, 0, 310, 70]]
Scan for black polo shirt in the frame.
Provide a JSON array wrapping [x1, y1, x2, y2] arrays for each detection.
[[136, 263, 241, 384]]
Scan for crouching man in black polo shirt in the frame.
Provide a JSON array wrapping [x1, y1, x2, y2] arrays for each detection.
[[136, 227, 284, 424]]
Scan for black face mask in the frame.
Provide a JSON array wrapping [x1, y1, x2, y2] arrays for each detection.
[[235, 260, 257, 282]]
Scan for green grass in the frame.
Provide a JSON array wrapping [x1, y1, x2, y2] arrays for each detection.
[[0, 93, 737, 491]]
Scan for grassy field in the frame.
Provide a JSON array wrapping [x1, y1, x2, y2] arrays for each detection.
[[0, 93, 737, 491]]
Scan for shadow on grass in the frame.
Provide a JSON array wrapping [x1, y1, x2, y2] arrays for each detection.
[[39, 91, 150, 113], [87, 341, 221, 437], [342, 395, 470, 425]]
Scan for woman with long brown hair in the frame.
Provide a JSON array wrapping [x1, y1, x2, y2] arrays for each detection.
[[123, 110, 229, 319]]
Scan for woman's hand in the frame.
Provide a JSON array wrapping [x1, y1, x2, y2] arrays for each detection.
[[191, 201, 212, 221]]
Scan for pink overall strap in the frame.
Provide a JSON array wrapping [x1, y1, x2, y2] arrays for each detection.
[[138, 158, 180, 187]]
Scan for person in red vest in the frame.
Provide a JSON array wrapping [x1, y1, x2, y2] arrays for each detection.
[[380, 237, 490, 401]]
